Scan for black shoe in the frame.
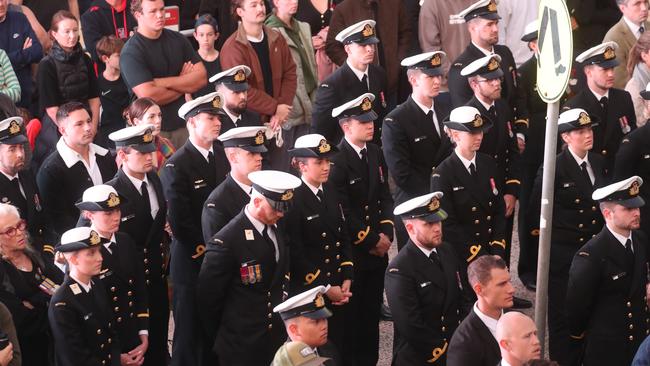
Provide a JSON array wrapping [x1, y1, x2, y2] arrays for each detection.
[[512, 296, 533, 309], [380, 303, 393, 321]]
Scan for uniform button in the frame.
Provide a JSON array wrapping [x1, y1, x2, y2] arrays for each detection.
[[101, 344, 105, 349], [489, 201, 493, 206], [602, 149, 607, 155], [143, 248, 148, 254], [327, 272, 331, 277], [487, 216, 491, 221], [325, 245, 330, 250], [268, 313, 272, 319], [144, 259, 148, 264], [592, 220, 597, 224], [268, 292, 271, 297], [474, 220, 480, 224], [117, 317, 122, 323], [146, 280, 150, 285], [129, 279, 134, 285], [336, 254, 341, 260], [578, 224, 584, 228], [441, 316, 445, 321], [129, 301, 133, 307], [592, 206, 597, 211], [97, 329, 102, 335], [102, 361, 106, 365], [336, 242, 341, 247], [442, 326, 446, 332], [630, 335, 634, 341], [575, 199, 580, 204], [472, 207, 477, 212], [130, 313, 134, 318], [128, 291, 133, 296], [337, 268, 341, 273], [494, 154, 498, 159], [629, 313, 633, 318], [630, 324, 634, 330], [108, 338, 112, 344], [114, 307, 119, 312], [364, 205, 369, 210], [145, 270, 150, 275], [268, 324, 273, 330], [111, 287, 116, 293], [325, 259, 330, 263], [113, 297, 118, 301], [268, 302, 272, 307], [628, 302, 632, 307], [488, 228, 492, 234], [365, 216, 370, 220], [475, 232, 480, 237], [579, 238, 584, 242], [322, 232, 327, 238]]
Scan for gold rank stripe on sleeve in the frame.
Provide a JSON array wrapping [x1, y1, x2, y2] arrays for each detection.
[[427, 341, 448, 363], [305, 270, 321, 285], [380, 220, 395, 226], [489, 240, 506, 249], [467, 245, 481, 262], [43, 245, 55, 254], [191, 244, 206, 259], [570, 332, 585, 339], [137, 312, 150, 318], [514, 119, 529, 127], [340, 261, 354, 267], [354, 226, 371, 245], [505, 179, 521, 185]]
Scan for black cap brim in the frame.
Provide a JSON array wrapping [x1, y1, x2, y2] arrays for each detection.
[[640, 90, 650, 100], [132, 143, 157, 154], [354, 110, 378, 123], [480, 68, 504, 80], [596, 59, 619, 69], [224, 82, 249, 92], [288, 146, 339, 158], [55, 242, 93, 253], [558, 121, 599, 133], [618, 196, 645, 208], [354, 36, 380, 46], [521, 32, 537, 42], [301, 306, 333, 320], [444, 120, 493, 133], [479, 12, 501, 21], [239, 144, 268, 153], [421, 68, 445, 77], [0, 134, 28, 145]]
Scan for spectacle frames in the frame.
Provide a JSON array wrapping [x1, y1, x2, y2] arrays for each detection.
[[0, 220, 26, 237]]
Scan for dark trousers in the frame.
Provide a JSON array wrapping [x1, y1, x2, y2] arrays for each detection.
[[343, 265, 385, 366], [517, 162, 540, 284], [327, 296, 351, 355], [548, 251, 572, 366], [170, 241, 215, 366], [144, 279, 170, 366]]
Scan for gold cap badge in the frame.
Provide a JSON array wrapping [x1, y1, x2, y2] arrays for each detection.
[[604, 47, 615, 60], [281, 190, 294, 201], [630, 181, 640, 196], [106, 192, 120, 208], [487, 0, 497, 12], [361, 97, 372, 112], [487, 58, 499, 71], [143, 130, 153, 143], [428, 197, 440, 212], [362, 24, 374, 37], [233, 70, 246, 82], [314, 293, 325, 308], [212, 95, 222, 109], [472, 114, 484, 128], [318, 139, 331, 154], [89, 230, 101, 245], [431, 54, 441, 67], [8, 120, 20, 135], [578, 112, 591, 125], [254, 130, 265, 145]]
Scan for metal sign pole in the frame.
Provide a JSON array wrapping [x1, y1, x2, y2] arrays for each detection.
[[534, 101, 559, 352]]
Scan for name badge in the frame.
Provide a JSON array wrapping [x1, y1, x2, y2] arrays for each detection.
[[245, 229, 255, 241], [307, 214, 320, 221], [121, 214, 135, 222], [414, 135, 428, 142], [420, 281, 431, 288], [612, 272, 627, 280], [349, 178, 362, 185], [194, 179, 207, 189], [452, 186, 464, 191]]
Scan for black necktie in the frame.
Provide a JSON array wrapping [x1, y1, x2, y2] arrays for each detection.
[[469, 163, 477, 178], [360, 148, 368, 164], [234, 118, 241, 127], [641, 25, 645, 34], [599, 96, 608, 113], [207, 151, 215, 165], [625, 239, 635, 269], [488, 105, 497, 119], [426, 110, 441, 138], [429, 250, 442, 268], [361, 74, 369, 91], [580, 161, 593, 188], [10, 178, 27, 215], [262, 225, 277, 259], [141, 181, 152, 217], [316, 189, 324, 202]]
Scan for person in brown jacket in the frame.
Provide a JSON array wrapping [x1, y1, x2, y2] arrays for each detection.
[[220, 0, 298, 170], [324, 0, 412, 102]]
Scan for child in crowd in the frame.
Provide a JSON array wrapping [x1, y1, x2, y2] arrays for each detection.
[[96, 35, 130, 150], [192, 14, 221, 99]]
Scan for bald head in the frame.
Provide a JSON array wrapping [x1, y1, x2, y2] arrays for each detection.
[[496, 312, 541, 366]]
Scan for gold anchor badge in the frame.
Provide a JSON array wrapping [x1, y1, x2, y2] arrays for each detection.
[[254, 130, 265, 145], [604, 47, 615, 60], [431, 54, 441, 67], [487, 0, 497, 12], [473, 114, 484, 128], [318, 139, 331, 153], [106, 192, 120, 208], [487, 58, 499, 71], [362, 24, 374, 37], [233, 70, 246, 82], [314, 293, 325, 308], [8, 120, 20, 135], [143, 130, 153, 143], [212, 95, 222, 109], [89, 230, 101, 245], [281, 190, 294, 201], [578, 112, 591, 125], [630, 181, 640, 196], [361, 97, 372, 111], [428, 197, 440, 212]]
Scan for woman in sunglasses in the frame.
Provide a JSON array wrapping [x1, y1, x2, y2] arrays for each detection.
[[0, 203, 63, 366]]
